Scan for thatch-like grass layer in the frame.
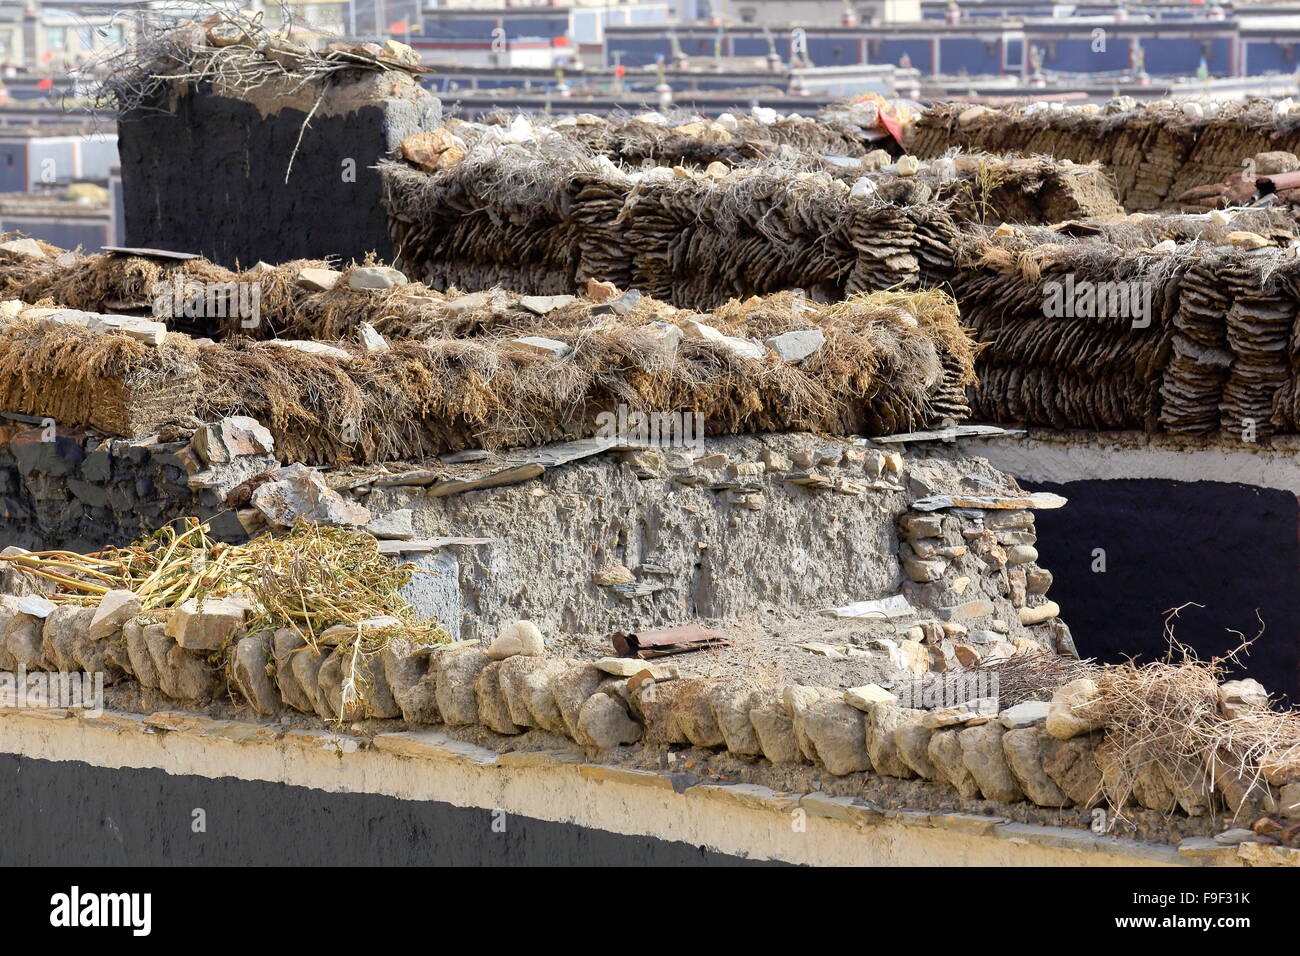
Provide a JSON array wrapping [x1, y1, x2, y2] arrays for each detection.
[[0, 288, 975, 465]]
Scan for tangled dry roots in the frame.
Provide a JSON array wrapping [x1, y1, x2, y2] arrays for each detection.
[[974, 652, 1100, 708]]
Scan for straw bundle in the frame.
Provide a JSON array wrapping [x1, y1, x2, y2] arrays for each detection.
[[0, 517, 448, 665], [0, 288, 975, 465], [1087, 638, 1300, 823]]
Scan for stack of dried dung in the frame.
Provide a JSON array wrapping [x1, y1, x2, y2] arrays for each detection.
[[911, 99, 1300, 212], [485, 109, 875, 169], [1159, 257, 1236, 434], [465, 113, 1123, 227], [947, 212, 1300, 438], [1156, 252, 1300, 440], [382, 130, 960, 309], [920, 154, 1123, 225], [1259, 266, 1300, 436], [0, 287, 975, 465], [1221, 270, 1297, 441], [950, 233, 1179, 430]]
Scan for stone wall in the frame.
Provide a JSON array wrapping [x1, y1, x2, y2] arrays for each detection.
[[0, 421, 256, 551], [0, 423, 1064, 654], [0, 588, 1291, 830], [351, 434, 1066, 650]]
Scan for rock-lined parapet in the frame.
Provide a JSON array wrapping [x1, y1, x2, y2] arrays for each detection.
[[3, 566, 1292, 830]]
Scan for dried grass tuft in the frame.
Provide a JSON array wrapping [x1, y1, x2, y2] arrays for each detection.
[[1080, 608, 1296, 823]]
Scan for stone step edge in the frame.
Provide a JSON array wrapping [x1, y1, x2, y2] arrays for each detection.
[[1, 703, 1286, 867]]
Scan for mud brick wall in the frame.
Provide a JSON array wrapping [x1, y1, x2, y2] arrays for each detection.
[[117, 78, 441, 267]]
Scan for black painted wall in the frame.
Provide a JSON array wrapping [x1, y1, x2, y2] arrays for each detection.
[[0, 755, 775, 866], [1027, 478, 1299, 703], [117, 83, 417, 267]]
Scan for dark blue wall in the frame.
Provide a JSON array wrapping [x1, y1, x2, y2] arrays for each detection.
[[0, 217, 108, 250], [1027, 478, 1299, 704], [0, 142, 27, 193], [423, 13, 569, 40], [0, 755, 778, 866], [606, 24, 1270, 77], [1244, 39, 1296, 74], [875, 38, 935, 72]]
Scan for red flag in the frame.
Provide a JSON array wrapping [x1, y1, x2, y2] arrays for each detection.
[[879, 108, 905, 145], [36, 77, 53, 90], [389, 19, 408, 33]]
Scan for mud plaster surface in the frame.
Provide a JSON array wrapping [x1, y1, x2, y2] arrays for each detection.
[[355, 432, 1053, 690]]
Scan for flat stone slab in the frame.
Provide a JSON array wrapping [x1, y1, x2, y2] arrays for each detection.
[[428, 463, 545, 497], [371, 468, 445, 487], [264, 340, 353, 361], [872, 425, 1027, 444], [689, 783, 802, 812], [999, 700, 1051, 729], [765, 328, 825, 362], [377, 537, 498, 554], [372, 730, 499, 765], [578, 764, 680, 790], [910, 492, 1068, 512], [844, 684, 899, 711], [824, 594, 914, 620], [506, 435, 619, 468], [511, 335, 571, 358], [103, 245, 199, 260], [347, 266, 408, 290], [593, 657, 680, 679], [518, 295, 576, 315]]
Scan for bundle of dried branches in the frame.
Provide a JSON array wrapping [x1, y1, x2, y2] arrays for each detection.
[[976, 653, 1099, 708], [1083, 608, 1295, 823]]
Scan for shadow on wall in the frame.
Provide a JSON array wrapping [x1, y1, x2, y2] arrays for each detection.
[[1025, 478, 1299, 705]]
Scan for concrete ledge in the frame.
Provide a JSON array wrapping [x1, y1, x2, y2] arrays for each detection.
[[0, 706, 1235, 866], [960, 429, 1300, 494]]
